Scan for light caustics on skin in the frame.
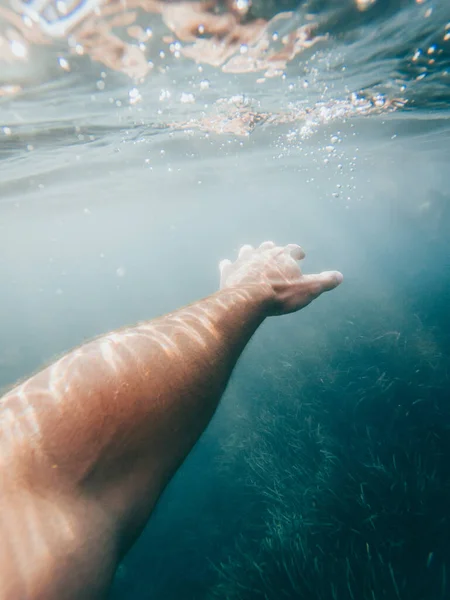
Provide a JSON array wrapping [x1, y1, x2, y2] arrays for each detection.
[[0, 504, 74, 599], [0, 285, 257, 595], [0, 377, 76, 598], [0, 283, 256, 478]]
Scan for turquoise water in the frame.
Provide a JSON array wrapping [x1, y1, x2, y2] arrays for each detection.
[[1, 0, 450, 598]]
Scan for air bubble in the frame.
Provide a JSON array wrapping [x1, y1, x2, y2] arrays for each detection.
[[10, 40, 27, 59], [159, 89, 171, 101], [58, 57, 70, 71], [180, 92, 195, 103], [129, 87, 142, 104]]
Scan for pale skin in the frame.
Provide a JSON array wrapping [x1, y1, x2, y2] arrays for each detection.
[[0, 241, 343, 600]]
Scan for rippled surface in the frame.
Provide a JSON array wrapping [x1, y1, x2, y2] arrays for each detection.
[[1, 0, 450, 144], [1, 0, 449, 204]]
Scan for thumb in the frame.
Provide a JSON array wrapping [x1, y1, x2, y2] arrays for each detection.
[[303, 270, 344, 297]]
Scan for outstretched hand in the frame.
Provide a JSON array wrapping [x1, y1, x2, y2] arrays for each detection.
[[219, 241, 343, 316]]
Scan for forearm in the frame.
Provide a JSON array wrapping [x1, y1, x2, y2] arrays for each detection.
[[2, 284, 271, 496]]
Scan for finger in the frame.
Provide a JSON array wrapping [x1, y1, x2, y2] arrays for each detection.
[[304, 271, 344, 296], [238, 244, 254, 259], [219, 259, 232, 274], [259, 241, 276, 250], [284, 244, 305, 261]]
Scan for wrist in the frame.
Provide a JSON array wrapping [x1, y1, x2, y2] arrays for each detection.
[[217, 283, 275, 320]]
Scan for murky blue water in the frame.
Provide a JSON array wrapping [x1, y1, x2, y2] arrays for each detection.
[[1, 0, 450, 598]]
